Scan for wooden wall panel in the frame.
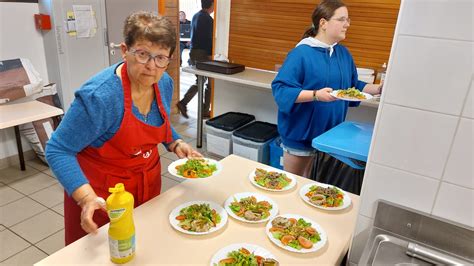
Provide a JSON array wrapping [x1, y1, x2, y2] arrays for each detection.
[[159, 0, 180, 114], [228, 0, 400, 72]]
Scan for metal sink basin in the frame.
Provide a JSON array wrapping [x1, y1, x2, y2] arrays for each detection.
[[360, 233, 431, 265], [355, 200, 473, 266]]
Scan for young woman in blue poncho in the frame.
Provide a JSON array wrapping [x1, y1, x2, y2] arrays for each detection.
[[272, 0, 382, 177]]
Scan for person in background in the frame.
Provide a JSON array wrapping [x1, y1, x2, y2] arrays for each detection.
[[45, 11, 201, 245], [272, 0, 382, 178], [179, 11, 191, 66], [176, 0, 214, 119]]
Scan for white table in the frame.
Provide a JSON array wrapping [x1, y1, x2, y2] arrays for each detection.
[[0, 100, 63, 170], [36, 155, 360, 265], [182, 66, 277, 148]]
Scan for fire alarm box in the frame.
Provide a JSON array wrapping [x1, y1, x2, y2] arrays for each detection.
[[34, 14, 52, 30]]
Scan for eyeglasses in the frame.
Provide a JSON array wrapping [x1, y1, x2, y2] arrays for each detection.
[[128, 48, 171, 68], [331, 17, 351, 24]]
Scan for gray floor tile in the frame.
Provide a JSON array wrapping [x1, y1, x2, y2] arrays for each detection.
[[1, 246, 48, 266], [0, 184, 24, 207], [158, 143, 168, 154], [160, 157, 173, 175], [0, 197, 47, 227], [50, 203, 64, 217], [41, 169, 56, 179], [29, 184, 64, 208], [10, 210, 63, 244], [8, 173, 57, 195], [0, 230, 30, 261], [35, 229, 65, 255], [0, 167, 39, 185], [177, 126, 197, 139], [161, 176, 180, 194], [161, 151, 179, 161], [25, 158, 49, 172]]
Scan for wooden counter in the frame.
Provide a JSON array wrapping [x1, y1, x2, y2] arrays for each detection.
[[35, 155, 359, 265]]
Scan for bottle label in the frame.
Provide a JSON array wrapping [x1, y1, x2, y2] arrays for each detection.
[[109, 234, 135, 259], [108, 208, 125, 221]]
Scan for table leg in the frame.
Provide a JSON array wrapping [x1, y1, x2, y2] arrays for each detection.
[[196, 75, 205, 148], [14, 125, 26, 171]]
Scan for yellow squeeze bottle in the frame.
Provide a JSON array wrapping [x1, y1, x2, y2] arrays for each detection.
[[107, 183, 135, 264]]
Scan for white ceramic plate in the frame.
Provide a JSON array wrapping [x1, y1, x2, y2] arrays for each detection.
[[224, 192, 279, 224], [266, 214, 327, 254], [331, 90, 373, 102], [169, 200, 228, 235], [210, 243, 277, 266], [168, 158, 222, 180], [299, 183, 352, 211], [248, 167, 297, 192]]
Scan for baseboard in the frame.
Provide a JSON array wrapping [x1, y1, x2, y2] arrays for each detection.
[[0, 150, 37, 170]]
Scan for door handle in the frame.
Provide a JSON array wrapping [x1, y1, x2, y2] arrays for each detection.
[[109, 42, 121, 49]]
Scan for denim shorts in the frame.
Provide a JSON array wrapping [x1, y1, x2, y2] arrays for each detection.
[[281, 143, 317, 157]]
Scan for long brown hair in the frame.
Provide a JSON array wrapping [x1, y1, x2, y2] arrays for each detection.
[[301, 0, 346, 40]]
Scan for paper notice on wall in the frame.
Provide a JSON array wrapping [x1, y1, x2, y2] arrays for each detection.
[[72, 5, 97, 38]]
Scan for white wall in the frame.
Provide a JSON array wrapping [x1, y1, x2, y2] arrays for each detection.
[[351, 0, 473, 262], [0, 2, 49, 160]]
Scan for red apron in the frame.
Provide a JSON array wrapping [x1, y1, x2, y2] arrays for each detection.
[[64, 63, 173, 245]]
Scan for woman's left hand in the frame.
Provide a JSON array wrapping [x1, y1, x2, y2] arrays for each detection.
[[172, 140, 202, 158], [363, 82, 383, 95]]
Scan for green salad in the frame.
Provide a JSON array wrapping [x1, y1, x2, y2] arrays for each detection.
[[175, 203, 221, 232], [175, 158, 217, 178], [269, 217, 320, 250], [254, 168, 291, 190]]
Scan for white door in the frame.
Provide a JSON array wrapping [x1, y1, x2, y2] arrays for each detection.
[[105, 0, 159, 65], [39, 0, 110, 111]]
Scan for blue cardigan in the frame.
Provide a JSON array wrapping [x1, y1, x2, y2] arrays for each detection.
[[272, 44, 366, 150], [45, 63, 180, 195]]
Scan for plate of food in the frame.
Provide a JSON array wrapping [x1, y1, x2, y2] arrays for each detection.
[[224, 192, 279, 224], [248, 168, 297, 192], [210, 243, 278, 266], [168, 157, 222, 180], [266, 214, 327, 253], [169, 201, 228, 235], [331, 87, 373, 102], [299, 183, 352, 211]]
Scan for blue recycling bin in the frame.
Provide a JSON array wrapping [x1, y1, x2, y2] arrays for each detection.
[[269, 137, 284, 169], [312, 121, 374, 169]]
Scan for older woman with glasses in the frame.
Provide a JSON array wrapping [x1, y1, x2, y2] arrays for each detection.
[[46, 11, 201, 245], [272, 0, 382, 178]]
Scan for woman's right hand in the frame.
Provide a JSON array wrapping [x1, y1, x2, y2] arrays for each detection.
[[78, 192, 106, 234], [316, 88, 337, 102]]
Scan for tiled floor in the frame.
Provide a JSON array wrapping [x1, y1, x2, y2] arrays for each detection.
[[0, 64, 218, 265]]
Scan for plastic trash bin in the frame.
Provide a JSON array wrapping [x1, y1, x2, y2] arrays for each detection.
[[205, 112, 255, 156], [232, 121, 278, 164], [269, 137, 284, 169]]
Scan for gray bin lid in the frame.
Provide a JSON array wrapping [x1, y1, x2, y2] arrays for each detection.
[[205, 112, 255, 131], [233, 121, 278, 143]]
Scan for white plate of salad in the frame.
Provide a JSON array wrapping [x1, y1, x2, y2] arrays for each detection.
[[168, 157, 222, 180], [169, 201, 228, 235], [266, 214, 327, 253], [224, 192, 279, 224], [210, 243, 278, 266], [248, 167, 297, 192], [331, 88, 373, 102], [299, 183, 352, 211]]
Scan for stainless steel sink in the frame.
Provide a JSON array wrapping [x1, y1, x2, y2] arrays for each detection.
[[355, 200, 473, 266], [359, 233, 431, 265]]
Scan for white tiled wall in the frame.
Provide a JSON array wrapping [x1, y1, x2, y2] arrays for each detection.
[[353, 0, 474, 255]]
